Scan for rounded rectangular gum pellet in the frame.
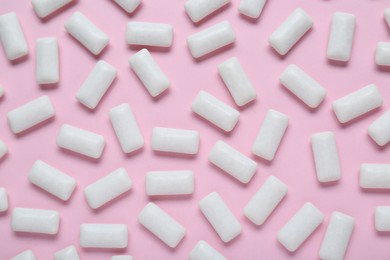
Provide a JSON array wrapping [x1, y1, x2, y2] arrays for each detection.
[[65, 11, 109, 55], [252, 109, 288, 161], [129, 48, 170, 97], [199, 192, 242, 243], [11, 207, 60, 234], [32, 0, 73, 18], [277, 202, 324, 252], [184, 0, 229, 23], [218, 57, 257, 107], [187, 21, 236, 58], [113, 0, 141, 13], [146, 171, 194, 196], [36, 37, 59, 84], [109, 103, 144, 153], [0, 187, 8, 212], [126, 22, 173, 47], [376, 42, 390, 66], [360, 164, 390, 189], [319, 211, 355, 260], [375, 206, 390, 231], [76, 60, 117, 109], [79, 224, 128, 248], [311, 132, 341, 182], [208, 140, 257, 184], [152, 127, 199, 155], [0, 12, 28, 60], [327, 12, 355, 62], [54, 245, 80, 260], [189, 240, 227, 260], [28, 160, 76, 201], [84, 168, 132, 209], [244, 176, 288, 225], [56, 124, 105, 159], [111, 255, 133, 260], [7, 95, 55, 134], [11, 250, 36, 260], [0, 140, 8, 160], [332, 84, 383, 123], [368, 110, 390, 146], [191, 90, 240, 132], [269, 8, 313, 55], [239, 0, 267, 19], [138, 202, 186, 248], [280, 64, 326, 108]]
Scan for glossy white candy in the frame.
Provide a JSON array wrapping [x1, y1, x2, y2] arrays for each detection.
[[319, 211, 355, 260], [7, 95, 55, 134], [385, 8, 390, 29], [360, 164, 390, 189], [11, 250, 36, 260], [244, 176, 288, 225], [376, 42, 390, 66], [138, 202, 186, 248], [32, 0, 73, 18], [277, 202, 324, 252], [28, 160, 76, 201], [311, 132, 341, 182], [368, 110, 390, 146], [76, 60, 117, 109], [0, 187, 8, 212], [187, 21, 235, 58], [239, 0, 267, 19], [327, 12, 355, 62], [192, 91, 240, 132], [129, 49, 170, 97], [36, 37, 59, 84], [0, 140, 8, 160], [12, 207, 60, 234], [152, 127, 199, 155], [111, 256, 133, 260], [375, 206, 390, 231], [80, 224, 128, 248], [54, 245, 80, 260], [280, 64, 326, 108], [252, 109, 288, 160], [146, 171, 194, 196], [218, 57, 257, 106], [199, 192, 242, 242], [269, 8, 313, 55], [109, 103, 144, 153], [184, 0, 229, 23], [189, 240, 227, 260], [113, 0, 141, 13], [56, 124, 105, 159], [65, 12, 109, 55], [209, 140, 257, 183], [333, 84, 383, 123], [126, 22, 173, 47], [84, 168, 132, 209], [0, 12, 28, 60]]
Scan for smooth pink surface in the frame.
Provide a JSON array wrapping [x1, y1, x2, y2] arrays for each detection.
[[1, 0, 390, 259]]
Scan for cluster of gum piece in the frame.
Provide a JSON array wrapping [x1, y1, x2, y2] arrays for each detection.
[[1, 0, 390, 259]]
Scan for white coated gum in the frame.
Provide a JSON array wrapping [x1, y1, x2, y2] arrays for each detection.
[[332, 84, 383, 123], [368, 110, 390, 146], [192, 90, 240, 132], [199, 192, 242, 243], [269, 8, 313, 55], [187, 21, 236, 58]]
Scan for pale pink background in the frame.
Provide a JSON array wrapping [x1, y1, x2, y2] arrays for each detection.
[[1, 0, 390, 259]]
